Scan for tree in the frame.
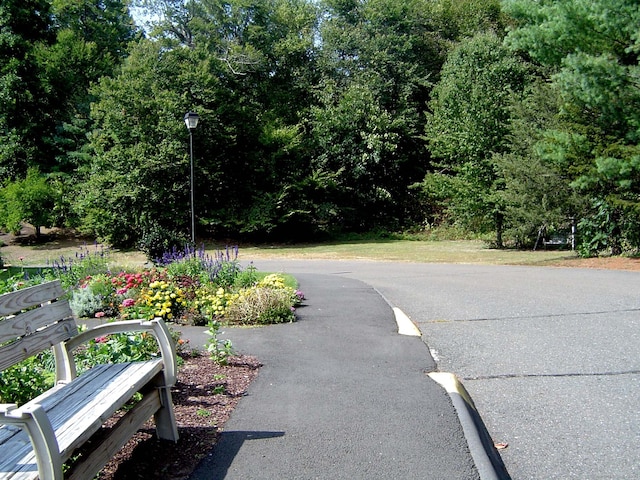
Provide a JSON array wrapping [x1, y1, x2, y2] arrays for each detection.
[[423, 31, 530, 246], [0, 1, 138, 178], [77, 39, 200, 246], [0, 168, 58, 237], [0, 0, 55, 178], [80, 0, 324, 245], [503, 0, 640, 254], [310, 0, 452, 231], [492, 80, 588, 247], [83, 0, 514, 243], [39, 0, 139, 172]]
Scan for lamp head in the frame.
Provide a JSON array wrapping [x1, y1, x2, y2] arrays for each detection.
[[184, 112, 199, 130]]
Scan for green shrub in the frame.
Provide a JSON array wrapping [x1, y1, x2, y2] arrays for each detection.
[[213, 259, 241, 287], [69, 287, 105, 318], [166, 257, 207, 280], [73, 330, 161, 373], [49, 243, 111, 290], [0, 355, 54, 405], [234, 263, 259, 288], [0, 272, 47, 294], [138, 224, 189, 262]]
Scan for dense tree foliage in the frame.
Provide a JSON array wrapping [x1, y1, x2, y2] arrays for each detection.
[[312, 0, 446, 231], [423, 31, 530, 246], [0, 0, 55, 178], [501, 0, 640, 253], [0, 1, 137, 178], [2, 0, 638, 255]]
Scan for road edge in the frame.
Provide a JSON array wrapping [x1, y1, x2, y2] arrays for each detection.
[[429, 372, 512, 480]]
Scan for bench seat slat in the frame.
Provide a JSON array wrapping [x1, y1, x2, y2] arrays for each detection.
[[0, 360, 164, 479], [53, 361, 164, 456]]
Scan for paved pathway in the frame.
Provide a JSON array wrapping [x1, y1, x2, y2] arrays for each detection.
[[249, 260, 640, 480], [189, 273, 482, 479]]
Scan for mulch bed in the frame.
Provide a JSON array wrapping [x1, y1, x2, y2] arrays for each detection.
[[94, 354, 261, 480]]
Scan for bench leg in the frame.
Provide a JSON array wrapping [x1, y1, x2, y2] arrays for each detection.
[[154, 386, 179, 442]]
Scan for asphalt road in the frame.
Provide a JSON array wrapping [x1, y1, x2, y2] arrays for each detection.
[[250, 260, 640, 480]]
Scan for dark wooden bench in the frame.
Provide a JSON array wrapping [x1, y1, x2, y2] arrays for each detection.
[[0, 280, 179, 480]]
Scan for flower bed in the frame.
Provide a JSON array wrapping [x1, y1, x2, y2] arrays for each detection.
[[0, 244, 303, 327], [0, 244, 304, 404]]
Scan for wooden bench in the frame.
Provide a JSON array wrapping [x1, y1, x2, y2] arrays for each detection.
[[0, 280, 179, 480], [543, 235, 569, 249]]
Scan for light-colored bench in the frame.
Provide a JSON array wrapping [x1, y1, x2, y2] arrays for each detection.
[[0, 280, 179, 480]]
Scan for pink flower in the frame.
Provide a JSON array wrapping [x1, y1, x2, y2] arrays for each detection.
[[95, 312, 106, 318], [116, 288, 128, 295], [95, 336, 108, 343], [122, 298, 135, 308]]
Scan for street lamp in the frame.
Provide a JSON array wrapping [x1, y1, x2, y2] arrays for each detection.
[[184, 112, 199, 244]]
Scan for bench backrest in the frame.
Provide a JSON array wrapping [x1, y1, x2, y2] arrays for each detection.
[[0, 280, 77, 372]]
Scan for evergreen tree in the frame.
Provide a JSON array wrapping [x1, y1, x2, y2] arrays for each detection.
[[504, 0, 640, 254]]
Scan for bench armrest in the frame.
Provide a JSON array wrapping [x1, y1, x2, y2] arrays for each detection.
[[1, 403, 62, 480], [59, 319, 178, 385]]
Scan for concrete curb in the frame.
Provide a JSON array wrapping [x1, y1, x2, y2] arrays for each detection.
[[429, 372, 512, 480], [393, 307, 422, 336], [373, 288, 422, 337]]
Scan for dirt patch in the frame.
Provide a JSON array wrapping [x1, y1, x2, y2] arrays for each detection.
[[545, 255, 640, 271], [0, 226, 146, 268], [0, 225, 90, 248]]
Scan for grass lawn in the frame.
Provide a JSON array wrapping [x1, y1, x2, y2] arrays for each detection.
[[236, 239, 579, 266], [4, 230, 638, 271]]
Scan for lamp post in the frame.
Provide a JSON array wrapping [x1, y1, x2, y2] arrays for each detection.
[[184, 112, 199, 244]]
